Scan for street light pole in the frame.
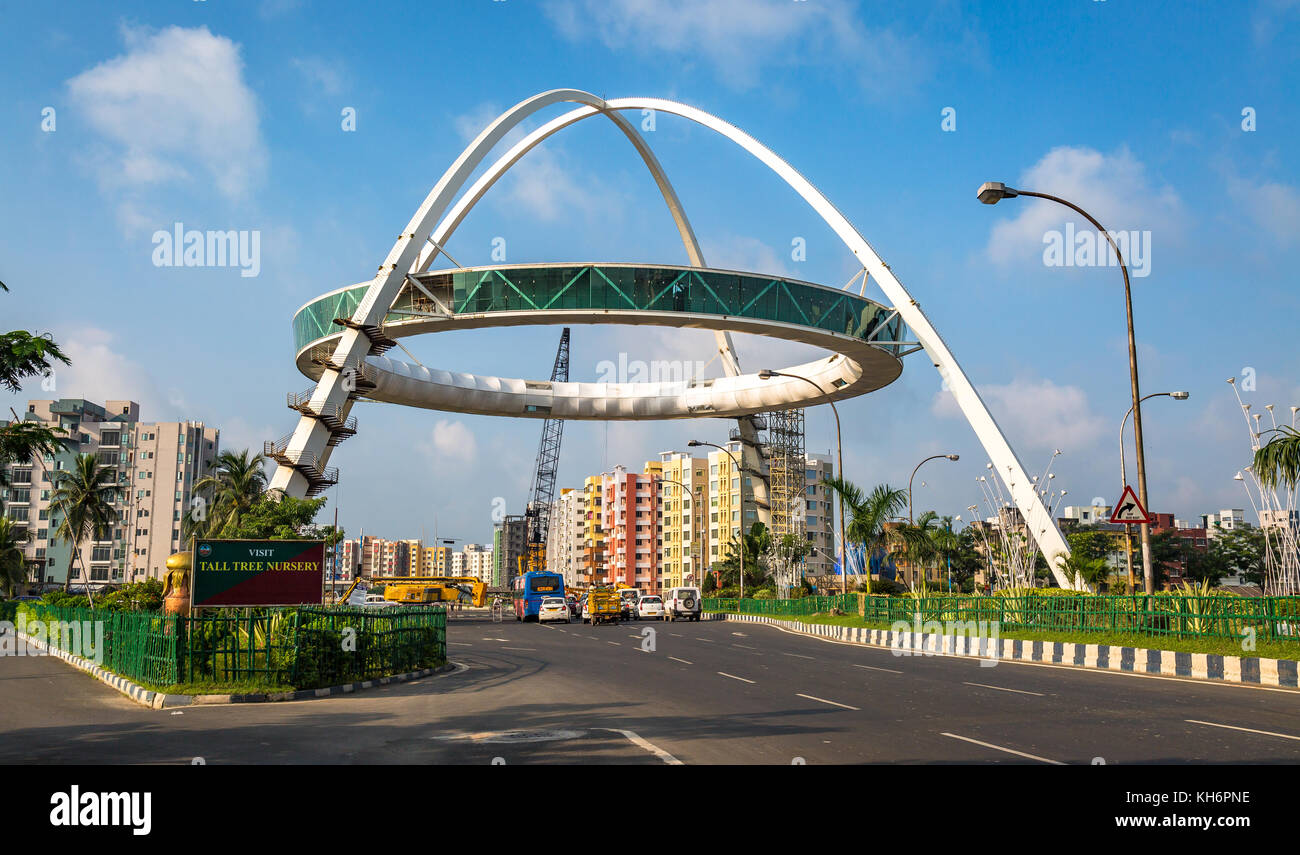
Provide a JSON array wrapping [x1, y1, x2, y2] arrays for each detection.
[[654, 474, 700, 591], [978, 181, 1157, 593], [1119, 391, 1189, 589], [758, 369, 848, 596], [906, 453, 959, 587], [689, 440, 745, 599]]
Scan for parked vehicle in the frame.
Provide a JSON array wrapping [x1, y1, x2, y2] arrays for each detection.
[[663, 586, 702, 621], [566, 595, 581, 618], [636, 595, 665, 620]]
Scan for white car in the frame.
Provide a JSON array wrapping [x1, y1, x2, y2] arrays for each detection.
[[663, 587, 702, 621], [538, 596, 571, 623], [636, 595, 665, 620]]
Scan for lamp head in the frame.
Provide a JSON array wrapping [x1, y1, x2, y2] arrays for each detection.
[[947, 453, 960, 461], [977, 181, 1019, 204], [1171, 391, 1189, 400], [687, 440, 702, 448], [758, 369, 777, 380]]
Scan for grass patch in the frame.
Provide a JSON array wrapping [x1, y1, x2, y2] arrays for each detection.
[[708, 611, 1300, 661]]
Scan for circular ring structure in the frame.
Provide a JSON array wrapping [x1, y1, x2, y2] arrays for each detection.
[[293, 263, 904, 419], [268, 88, 1076, 586]]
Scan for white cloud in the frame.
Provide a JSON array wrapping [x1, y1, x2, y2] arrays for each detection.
[[984, 146, 1185, 270], [291, 56, 344, 98], [67, 25, 266, 201], [451, 102, 620, 226], [424, 419, 479, 464], [931, 376, 1106, 455], [51, 327, 158, 407], [706, 234, 795, 278], [1226, 173, 1300, 247], [543, 0, 925, 94]]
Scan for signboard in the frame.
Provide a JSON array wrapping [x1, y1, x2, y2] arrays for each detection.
[[1109, 486, 1153, 524], [191, 539, 325, 608]]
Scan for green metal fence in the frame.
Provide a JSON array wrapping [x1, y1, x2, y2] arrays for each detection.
[[11, 602, 180, 686], [705, 593, 1300, 642], [290, 606, 447, 688], [8, 602, 447, 690], [180, 606, 447, 687]]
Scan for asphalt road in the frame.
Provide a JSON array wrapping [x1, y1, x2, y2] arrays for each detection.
[[1, 614, 1298, 764]]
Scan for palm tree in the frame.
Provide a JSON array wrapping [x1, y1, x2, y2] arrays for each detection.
[[49, 453, 119, 603], [720, 522, 773, 589], [824, 477, 907, 592], [0, 517, 28, 598], [895, 510, 945, 590], [1254, 426, 1300, 491], [191, 449, 267, 537]]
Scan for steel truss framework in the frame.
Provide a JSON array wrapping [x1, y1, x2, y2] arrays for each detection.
[[268, 89, 1077, 587], [765, 409, 807, 544]]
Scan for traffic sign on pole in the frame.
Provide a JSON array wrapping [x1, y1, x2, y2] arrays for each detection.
[[1109, 485, 1153, 524]]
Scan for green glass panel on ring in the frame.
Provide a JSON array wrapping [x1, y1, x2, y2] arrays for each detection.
[[293, 264, 904, 354]]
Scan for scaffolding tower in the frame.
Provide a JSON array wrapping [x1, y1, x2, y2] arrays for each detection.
[[765, 408, 807, 541]]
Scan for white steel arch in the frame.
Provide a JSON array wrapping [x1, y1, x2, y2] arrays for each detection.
[[269, 89, 1075, 587]]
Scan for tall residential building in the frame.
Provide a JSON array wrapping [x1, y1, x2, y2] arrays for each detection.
[[602, 464, 660, 593], [580, 475, 605, 585], [1203, 509, 1249, 538], [1, 399, 219, 588], [656, 451, 710, 590], [801, 453, 836, 576], [1062, 504, 1113, 526], [493, 514, 527, 587], [706, 439, 756, 569], [460, 543, 493, 581], [420, 544, 453, 575], [546, 488, 584, 588]]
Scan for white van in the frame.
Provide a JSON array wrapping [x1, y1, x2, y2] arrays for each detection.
[[663, 587, 702, 621]]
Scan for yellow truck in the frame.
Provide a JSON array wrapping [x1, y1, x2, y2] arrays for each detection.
[[336, 576, 488, 608], [585, 585, 622, 626]]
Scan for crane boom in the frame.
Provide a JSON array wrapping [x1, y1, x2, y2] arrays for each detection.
[[522, 328, 570, 575]]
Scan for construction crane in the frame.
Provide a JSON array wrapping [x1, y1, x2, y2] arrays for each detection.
[[520, 328, 570, 577]]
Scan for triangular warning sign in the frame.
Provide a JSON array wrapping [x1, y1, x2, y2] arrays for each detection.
[[1109, 485, 1153, 524]]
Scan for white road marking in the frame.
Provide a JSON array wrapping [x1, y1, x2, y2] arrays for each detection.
[[670, 633, 683, 637], [731, 632, 748, 637], [501, 647, 536, 651], [718, 672, 755, 684], [1185, 719, 1300, 742], [596, 728, 683, 765], [607, 641, 621, 646], [669, 657, 693, 665], [732, 644, 759, 650], [783, 653, 815, 660], [482, 637, 508, 642], [940, 732, 1065, 765], [851, 664, 902, 674], [796, 693, 860, 711], [963, 682, 1045, 697], [697, 638, 714, 643], [448, 642, 473, 646]]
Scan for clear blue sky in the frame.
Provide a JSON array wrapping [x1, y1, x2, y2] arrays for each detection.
[[2, 0, 1297, 543]]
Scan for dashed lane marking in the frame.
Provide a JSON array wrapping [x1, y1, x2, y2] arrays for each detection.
[[718, 672, 755, 684], [963, 682, 1045, 697], [796, 693, 860, 711], [1185, 719, 1300, 741], [940, 732, 1065, 765]]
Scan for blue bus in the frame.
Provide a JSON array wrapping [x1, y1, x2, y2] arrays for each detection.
[[513, 571, 565, 621]]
